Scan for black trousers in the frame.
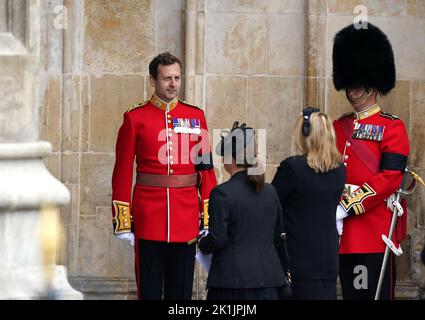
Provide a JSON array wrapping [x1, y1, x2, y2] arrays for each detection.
[[135, 239, 196, 300], [339, 253, 396, 300], [291, 279, 337, 300]]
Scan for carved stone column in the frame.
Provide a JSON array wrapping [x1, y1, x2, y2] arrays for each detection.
[[0, 0, 82, 299]]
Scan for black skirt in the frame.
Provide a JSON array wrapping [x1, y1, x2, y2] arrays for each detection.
[[206, 287, 280, 300]]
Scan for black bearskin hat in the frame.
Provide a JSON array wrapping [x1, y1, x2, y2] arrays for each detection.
[[332, 23, 396, 95]]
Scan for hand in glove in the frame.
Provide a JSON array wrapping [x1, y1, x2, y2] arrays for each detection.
[[116, 232, 135, 246], [199, 229, 209, 239], [336, 218, 343, 236], [336, 205, 348, 236]]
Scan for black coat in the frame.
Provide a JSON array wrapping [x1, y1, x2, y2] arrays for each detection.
[[199, 170, 285, 289], [272, 156, 345, 280]]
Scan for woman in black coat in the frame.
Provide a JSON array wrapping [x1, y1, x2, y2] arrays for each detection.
[[199, 122, 286, 300], [272, 108, 345, 300]]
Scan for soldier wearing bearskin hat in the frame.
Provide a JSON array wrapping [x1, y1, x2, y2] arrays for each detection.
[[332, 23, 410, 300]]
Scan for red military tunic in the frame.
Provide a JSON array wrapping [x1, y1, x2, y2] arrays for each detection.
[[333, 104, 410, 254], [112, 94, 217, 242]]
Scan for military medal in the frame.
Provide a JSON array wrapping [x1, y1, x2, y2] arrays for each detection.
[[173, 118, 181, 133], [187, 118, 193, 134], [353, 123, 385, 141], [182, 118, 189, 134], [172, 118, 201, 134], [192, 118, 201, 135]]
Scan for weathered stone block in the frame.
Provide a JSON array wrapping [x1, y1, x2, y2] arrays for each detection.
[[206, 13, 267, 74], [379, 81, 411, 126], [0, 56, 37, 142], [107, 233, 135, 278], [81, 76, 90, 152], [406, 168, 425, 229], [410, 81, 425, 170], [267, 13, 305, 76], [78, 216, 108, 277], [397, 236, 413, 281], [44, 153, 61, 181], [328, 0, 406, 16], [61, 183, 79, 227], [206, 76, 247, 132], [62, 225, 78, 276], [84, 0, 155, 73], [80, 153, 115, 215], [41, 75, 62, 152], [247, 77, 302, 165], [61, 153, 79, 184], [207, 0, 304, 13], [407, 0, 425, 17], [62, 75, 81, 152], [306, 77, 326, 112], [156, 0, 182, 11], [265, 165, 278, 184], [326, 78, 352, 120], [145, 75, 155, 99], [156, 8, 183, 60], [375, 17, 425, 81], [308, 0, 327, 15], [90, 74, 145, 152], [306, 14, 326, 78]]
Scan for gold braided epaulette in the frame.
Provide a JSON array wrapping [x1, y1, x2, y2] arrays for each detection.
[[380, 111, 399, 120], [127, 101, 148, 112], [178, 99, 203, 111]]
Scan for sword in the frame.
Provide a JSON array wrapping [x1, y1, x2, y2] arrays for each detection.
[[374, 169, 409, 300]]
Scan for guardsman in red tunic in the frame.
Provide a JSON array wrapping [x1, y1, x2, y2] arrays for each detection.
[[332, 23, 410, 300], [111, 52, 217, 300]]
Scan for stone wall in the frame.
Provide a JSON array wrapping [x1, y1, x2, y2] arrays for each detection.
[[39, 0, 183, 299], [37, 0, 425, 299]]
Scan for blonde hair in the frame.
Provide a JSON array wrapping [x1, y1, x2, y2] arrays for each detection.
[[294, 112, 342, 173]]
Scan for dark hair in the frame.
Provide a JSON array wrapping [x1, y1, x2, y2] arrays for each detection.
[[149, 52, 182, 79], [244, 165, 265, 193], [217, 121, 265, 192]]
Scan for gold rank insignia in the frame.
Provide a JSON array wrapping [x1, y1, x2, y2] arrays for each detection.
[[341, 183, 376, 216], [112, 200, 132, 234]]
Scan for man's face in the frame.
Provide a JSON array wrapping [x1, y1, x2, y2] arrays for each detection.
[[150, 63, 182, 102], [345, 86, 376, 110], [346, 86, 366, 101]]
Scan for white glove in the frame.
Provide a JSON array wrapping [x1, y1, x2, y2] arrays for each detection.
[[336, 205, 348, 236], [336, 205, 349, 220], [336, 218, 343, 236], [386, 194, 404, 216], [199, 229, 209, 238], [116, 232, 135, 246]]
